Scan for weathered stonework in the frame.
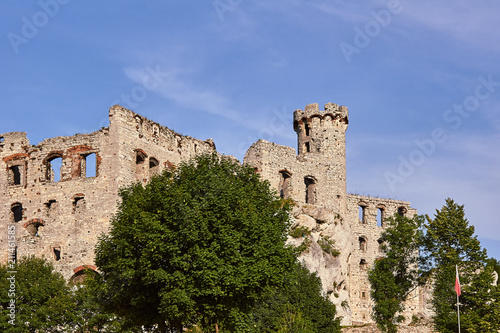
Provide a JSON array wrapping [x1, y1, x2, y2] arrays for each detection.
[[1, 102, 429, 327]]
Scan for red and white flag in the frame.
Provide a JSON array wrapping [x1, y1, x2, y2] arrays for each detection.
[[455, 265, 461, 297]]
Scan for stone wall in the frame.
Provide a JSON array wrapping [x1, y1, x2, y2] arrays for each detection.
[[0, 105, 215, 280]]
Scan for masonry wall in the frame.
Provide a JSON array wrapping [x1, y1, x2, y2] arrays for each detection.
[[0, 105, 215, 280], [346, 194, 420, 325]]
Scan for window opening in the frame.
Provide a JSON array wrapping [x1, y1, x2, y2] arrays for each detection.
[[305, 142, 310, 153], [136, 150, 147, 181], [44, 200, 58, 216], [47, 156, 63, 182], [398, 206, 407, 217], [305, 123, 310, 136], [9, 165, 21, 185], [361, 291, 366, 299], [377, 207, 384, 227], [53, 247, 61, 261], [359, 259, 368, 271], [279, 170, 292, 198], [0, 136, 4, 143], [304, 177, 317, 204], [84, 153, 97, 178], [26, 220, 44, 237], [149, 157, 159, 176], [11, 203, 23, 223], [358, 205, 367, 224], [73, 197, 86, 214], [378, 239, 384, 253], [359, 237, 367, 252]]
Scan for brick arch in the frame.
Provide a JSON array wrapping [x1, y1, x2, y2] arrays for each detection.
[[70, 265, 98, 284], [23, 218, 45, 236]]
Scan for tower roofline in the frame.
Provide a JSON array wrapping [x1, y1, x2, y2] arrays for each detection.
[[293, 102, 348, 125]]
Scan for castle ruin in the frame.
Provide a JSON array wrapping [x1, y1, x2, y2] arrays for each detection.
[[1, 103, 428, 326]]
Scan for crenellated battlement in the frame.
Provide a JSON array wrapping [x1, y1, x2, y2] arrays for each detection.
[[293, 102, 348, 128]]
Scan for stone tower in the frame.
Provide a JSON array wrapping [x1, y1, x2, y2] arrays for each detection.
[[293, 102, 348, 216]]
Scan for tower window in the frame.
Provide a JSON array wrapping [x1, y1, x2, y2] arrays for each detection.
[[304, 177, 317, 204], [305, 123, 310, 136], [305, 142, 310, 153]]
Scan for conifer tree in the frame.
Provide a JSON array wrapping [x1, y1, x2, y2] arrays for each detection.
[[422, 198, 500, 332]]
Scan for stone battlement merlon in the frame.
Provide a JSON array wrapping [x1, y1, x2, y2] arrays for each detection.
[[293, 102, 349, 127]]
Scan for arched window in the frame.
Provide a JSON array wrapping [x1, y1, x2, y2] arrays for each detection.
[[304, 176, 317, 204], [279, 170, 292, 198]]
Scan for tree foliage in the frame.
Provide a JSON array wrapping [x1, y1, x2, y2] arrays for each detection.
[[422, 198, 500, 333], [247, 262, 341, 333], [0, 257, 132, 333], [0, 256, 75, 332], [93, 153, 298, 331], [368, 213, 424, 333]]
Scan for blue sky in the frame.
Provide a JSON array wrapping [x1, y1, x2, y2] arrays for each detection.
[[1, 0, 499, 259]]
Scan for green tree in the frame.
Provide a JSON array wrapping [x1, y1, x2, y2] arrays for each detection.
[[422, 198, 500, 333], [93, 153, 297, 332], [0, 257, 75, 333], [368, 213, 424, 333], [248, 262, 341, 333]]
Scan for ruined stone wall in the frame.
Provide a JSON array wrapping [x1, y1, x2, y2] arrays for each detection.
[[0, 105, 215, 280], [346, 194, 420, 325], [1, 102, 426, 327]]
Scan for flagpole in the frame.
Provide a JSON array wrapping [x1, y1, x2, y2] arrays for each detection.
[[456, 289, 461, 333], [456, 265, 461, 333]]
